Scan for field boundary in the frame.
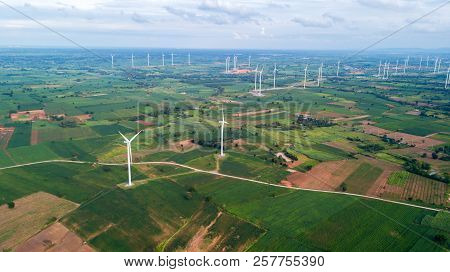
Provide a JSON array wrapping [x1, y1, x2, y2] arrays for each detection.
[[0, 159, 447, 213]]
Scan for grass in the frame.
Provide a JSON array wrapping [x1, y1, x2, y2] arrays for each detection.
[[387, 171, 410, 187]]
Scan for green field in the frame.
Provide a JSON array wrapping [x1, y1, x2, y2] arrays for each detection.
[[340, 163, 383, 195]]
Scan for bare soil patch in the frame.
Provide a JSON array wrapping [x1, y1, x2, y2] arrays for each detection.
[[232, 109, 273, 117], [169, 139, 198, 152], [0, 192, 78, 251], [30, 129, 39, 145], [0, 127, 15, 149], [315, 111, 346, 119], [15, 222, 93, 252], [10, 110, 47, 121], [324, 141, 357, 153], [284, 160, 361, 191]]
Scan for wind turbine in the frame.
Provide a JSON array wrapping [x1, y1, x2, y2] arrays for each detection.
[[171, 53, 174, 66], [434, 58, 438, 74], [233, 55, 237, 70], [111, 55, 114, 69], [386, 62, 390, 80], [119, 130, 143, 187], [426, 56, 429, 68], [162, 53, 165, 66], [403, 58, 407, 74], [419, 56, 422, 71], [131, 53, 134, 68], [382, 61, 387, 79], [248, 55, 251, 67], [253, 64, 259, 92], [188, 53, 191, 66], [336, 61, 340, 77], [303, 64, 308, 89], [273, 64, 277, 89], [147, 53, 150, 67], [395, 60, 399, 75], [445, 68, 449, 89], [259, 67, 264, 94], [225, 57, 229, 73], [437, 58, 442, 73], [219, 107, 228, 157], [317, 64, 323, 86], [378, 61, 382, 77]]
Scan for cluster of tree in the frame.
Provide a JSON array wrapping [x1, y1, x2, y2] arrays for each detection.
[[59, 118, 78, 128], [358, 143, 384, 152], [296, 116, 333, 129], [283, 149, 298, 161]]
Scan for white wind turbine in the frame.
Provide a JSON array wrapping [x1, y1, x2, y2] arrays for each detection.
[[378, 61, 382, 77], [273, 64, 277, 89], [248, 55, 251, 67], [426, 56, 429, 68], [317, 64, 323, 86], [131, 53, 135, 68], [219, 107, 228, 157], [253, 64, 259, 92], [434, 57, 438, 74], [303, 64, 308, 89], [111, 55, 114, 69], [162, 53, 165, 66], [188, 53, 191, 66], [445, 68, 449, 89], [395, 60, 399, 75], [336, 61, 340, 77], [171, 53, 174, 66], [233, 55, 238, 70], [259, 67, 264, 94], [382, 61, 387, 79], [119, 130, 143, 187], [147, 53, 150, 67], [419, 56, 422, 71], [403, 58, 407, 74], [437, 58, 442, 73]]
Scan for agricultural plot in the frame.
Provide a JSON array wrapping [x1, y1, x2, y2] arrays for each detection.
[[172, 173, 447, 251], [6, 123, 32, 148], [340, 162, 383, 195], [0, 192, 78, 251], [382, 174, 448, 207]]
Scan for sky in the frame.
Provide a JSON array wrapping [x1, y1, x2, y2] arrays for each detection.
[[0, 0, 449, 50]]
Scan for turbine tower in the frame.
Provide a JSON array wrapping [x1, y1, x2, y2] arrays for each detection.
[[171, 53, 174, 66], [111, 55, 114, 69], [119, 130, 143, 187], [386, 62, 390, 80], [382, 61, 387, 79], [317, 64, 323, 86], [378, 61, 382, 77], [253, 64, 259, 92], [426, 56, 429, 68], [259, 67, 264, 94], [147, 53, 150, 67], [403, 58, 407, 74], [248, 55, 251, 67], [434, 58, 438, 74], [437, 58, 442, 73], [336, 61, 340, 77], [162, 53, 165, 66], [233, 55, 237, 70], [419, 56, 422, 71], [225, 57, 229, 73], [131, 53, 134, 68], [188, 53, 191, 66], [273, 64, 277, 89], [219, 107, 228, 157], [303, 64, 308, 89], [445, 68, 449, 89], [395, 60, 399, 75]]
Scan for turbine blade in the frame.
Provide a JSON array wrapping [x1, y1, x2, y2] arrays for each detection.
[[118, 131, 129, 142], [129, 130, 143, 142]]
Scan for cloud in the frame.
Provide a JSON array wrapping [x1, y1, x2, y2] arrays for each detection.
[[292, 13, 344, 28], [131, 12, 149, 23], [197, 0, 265, 24], [233, 31, 249, 40], [356, 0, 417, 10], [164, 6, 228, 25]]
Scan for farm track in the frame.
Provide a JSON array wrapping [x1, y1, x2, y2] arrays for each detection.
[[0, 159, 447, 213]]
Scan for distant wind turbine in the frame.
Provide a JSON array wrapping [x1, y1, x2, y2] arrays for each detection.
[[303, 64, 308, 89], [336, 61, 340, 77], [434, 58, 439, 74], [248, 55, 251, 67], [273, 64, 277, 89], [111, 55, 114, 69], [437, 58, 442, 73], [131, 53, 134, 68], [233, 55, 237, 70], [445, 68, 449, 89], [171, 53, 174, 66], [147, 53, 150, 67], [162, 53, 165, 66], [395, 60, 399, 75], [219, 107, 228, 157], [419, 56, 422, 71], [259, 67, 264, 94], [426, 56, 429, 68], [119, 130, 143, 187], [188, 53, 191, 66], [254, 64, 259, 92], [378, 61, 382, 77]]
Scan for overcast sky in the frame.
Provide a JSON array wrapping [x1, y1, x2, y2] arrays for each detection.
[[0, 0, 449, 50]]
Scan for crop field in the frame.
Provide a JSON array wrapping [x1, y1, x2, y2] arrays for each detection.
[[340, 163, 383, 195], [0, 192, 78, 251]]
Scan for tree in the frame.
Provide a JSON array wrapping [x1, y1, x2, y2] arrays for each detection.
[[431, 152, 438, 160], [7, 201, 15, 209]]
